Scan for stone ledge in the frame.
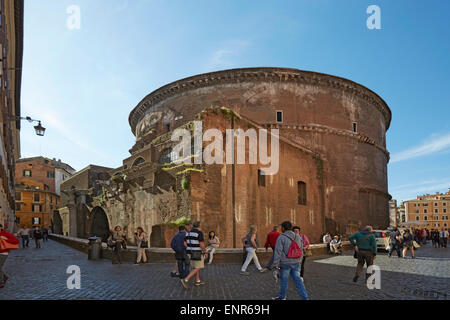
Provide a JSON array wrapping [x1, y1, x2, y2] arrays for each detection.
[[49, 234, 352, 264]]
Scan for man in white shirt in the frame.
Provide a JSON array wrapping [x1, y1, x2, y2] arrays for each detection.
[[323, 233, 331, 253], [330, 236, 341, 254], [17, 226, 30, 248]]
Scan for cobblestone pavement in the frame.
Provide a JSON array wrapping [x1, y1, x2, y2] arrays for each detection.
[[0, 240, 449, 300]]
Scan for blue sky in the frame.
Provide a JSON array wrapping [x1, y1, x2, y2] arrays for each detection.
[[20, 0, 450, 202]]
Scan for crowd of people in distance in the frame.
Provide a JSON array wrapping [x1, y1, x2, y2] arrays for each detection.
[[16, 225, 50, 249]]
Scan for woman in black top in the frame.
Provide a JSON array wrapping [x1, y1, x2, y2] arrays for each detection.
[[402, 229, 415, 259]]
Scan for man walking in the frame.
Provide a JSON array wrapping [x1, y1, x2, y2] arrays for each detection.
[[271, 221, 308, 300], [443, 229, 449, 248], [180, 221, 208, 289], [264, 226, 280, 269], [388, 227, 401, 258], [0, 224, 20, 289], [171, 222, 192, 277], [439, 229, 445, 248], [42, 227, 49, 242], [349, 226, 377, 283], [17, 226, 30, 248], [33, 226, 43, 249], [171, 226, 189, 279]]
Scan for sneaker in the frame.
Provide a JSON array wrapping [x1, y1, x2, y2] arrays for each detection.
[[259, 268, 267, 273], [194, 281, 206, 286], [170, 271, 178, 277], [180, 278, 190, 290], [352, 276, 358, 283], [133, 263, 140, 265], [271, 296, 286, 300], [240, 271, 250, 276]]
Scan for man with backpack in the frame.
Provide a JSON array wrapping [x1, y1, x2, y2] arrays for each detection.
[[271, 221, 309, 300], [349, 225, 377, 283]]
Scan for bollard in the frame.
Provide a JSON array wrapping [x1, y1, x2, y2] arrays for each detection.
[[88, 236, 102, 260]]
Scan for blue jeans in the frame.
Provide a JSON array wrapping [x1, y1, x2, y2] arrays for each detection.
[[278, 263, 309, 300]]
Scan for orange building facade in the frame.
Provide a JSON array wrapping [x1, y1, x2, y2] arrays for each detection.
[[14, 157, 74, 228], [404, 190, 450, 231], [15, 179, 59, 228]]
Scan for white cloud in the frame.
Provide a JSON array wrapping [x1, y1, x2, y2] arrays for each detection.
[[207, 40, 249, 71], [390, 178, 450, 202], [390, 132, 450, 163], [38, 108, 110, 161]]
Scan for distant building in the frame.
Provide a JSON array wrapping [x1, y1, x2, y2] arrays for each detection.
[[0, 0, 24, 232], [14, 179, 58, 228], [14, 157, 75, 228], [57, 165, 112, 239], [403, 190, 450, 230], [389, 199, 406, 227], [15, 157, 75, 195]]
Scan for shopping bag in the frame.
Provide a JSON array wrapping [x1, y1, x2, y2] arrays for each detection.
[[0, 239, 19, 250]]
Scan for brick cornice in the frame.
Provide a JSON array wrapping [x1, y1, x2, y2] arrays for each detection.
[[264, 123, 390, 161], [129, 67, 391, 136]]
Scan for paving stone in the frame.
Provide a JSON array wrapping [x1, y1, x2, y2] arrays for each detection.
[[0, 240, 448, 300]]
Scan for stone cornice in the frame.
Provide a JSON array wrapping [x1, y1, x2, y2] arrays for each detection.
[[129, 67, 391, 136], [264, 123, 390, 161]]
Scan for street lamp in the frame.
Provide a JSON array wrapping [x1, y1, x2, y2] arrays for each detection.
[[33, 121, 45, 136], [9, 115, 46, 136]]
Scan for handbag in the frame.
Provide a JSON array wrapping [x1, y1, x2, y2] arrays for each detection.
[[140, 240, 149, 248], [0, 239, 19, 250], [353, 233, 372, 259], [107, 237, 115, 248], [190, 250, 202, 261]]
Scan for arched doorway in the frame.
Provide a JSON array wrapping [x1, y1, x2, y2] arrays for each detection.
[[150, 225, 166, 247], [89, 207, 110, 242], [52, 211, 63, 235]]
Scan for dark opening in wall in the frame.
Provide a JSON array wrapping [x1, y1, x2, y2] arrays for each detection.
[[258, 169, 266, 187], [298, 181, 307, 205], [276, 111, 283, 123], [352, 122, 357, 133]]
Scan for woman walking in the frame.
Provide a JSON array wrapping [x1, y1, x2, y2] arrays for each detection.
[[240, 225, 266, 275], [402, 229, 415, 259], [108, 226, 127, 264], [134, 227, 148, 265], [207, 231, 220, 264]]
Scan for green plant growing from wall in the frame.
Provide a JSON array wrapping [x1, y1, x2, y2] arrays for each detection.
[[313, 154, 323, 180], [170, 216, 191, 227], [181, 176, 190, 191]]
